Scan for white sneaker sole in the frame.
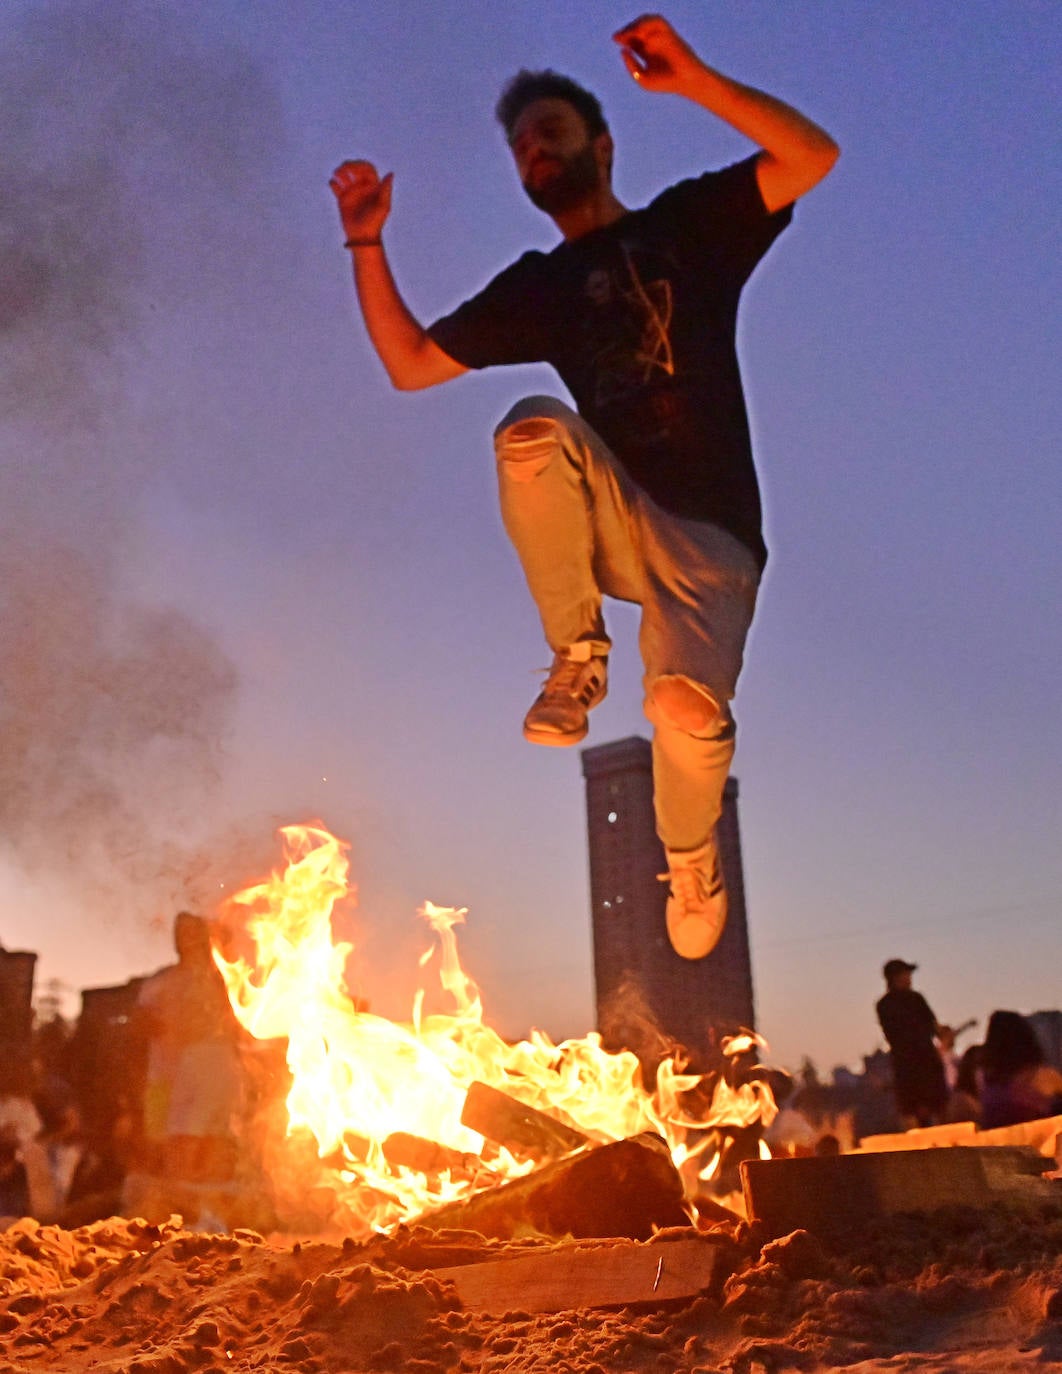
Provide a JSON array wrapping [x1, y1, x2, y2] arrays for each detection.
[[666, 907, 727, 960], [523, 719, 590, 747]]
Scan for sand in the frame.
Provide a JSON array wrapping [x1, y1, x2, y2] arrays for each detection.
[[2, 1199, 1061, 1372]]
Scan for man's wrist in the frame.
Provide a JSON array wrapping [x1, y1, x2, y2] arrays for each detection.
[[344, 236, 383, 249]]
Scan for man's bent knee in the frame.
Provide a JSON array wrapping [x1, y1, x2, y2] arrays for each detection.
[[495, 409, 568, 483], [648, 674, 730, 738], [505, 418, 557, 443], [495, 394, 578, 438]]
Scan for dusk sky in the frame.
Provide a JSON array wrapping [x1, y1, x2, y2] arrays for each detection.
[[2, 0, 1059, 1076]]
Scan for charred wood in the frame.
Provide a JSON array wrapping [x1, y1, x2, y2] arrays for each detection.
[[382, 1132, 480, 1177], [460, 1080, 590, 1161], [417, 1131, 692, 1242]]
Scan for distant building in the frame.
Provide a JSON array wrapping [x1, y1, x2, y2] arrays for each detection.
[[67, 979, 148, 1137], [0, 946, 37, 1055], [581, 736, 754, 1076]]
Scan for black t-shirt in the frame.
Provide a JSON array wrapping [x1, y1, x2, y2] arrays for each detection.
[[876, 989, 939, 1059], [427, 155, 792, 569], [876, 987, 948, 1112]]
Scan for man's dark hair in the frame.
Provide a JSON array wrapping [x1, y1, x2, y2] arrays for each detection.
[[495, 69, 608, 142]]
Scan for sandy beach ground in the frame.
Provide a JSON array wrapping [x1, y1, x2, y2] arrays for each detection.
[[2, 1197, 1061, 1373]]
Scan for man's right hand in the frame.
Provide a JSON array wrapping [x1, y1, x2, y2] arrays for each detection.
[[327, 159, 467, 391], [329, 160, 393, 243]]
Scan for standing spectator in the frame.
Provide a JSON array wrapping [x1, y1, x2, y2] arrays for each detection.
[[57, 1094, 136, 1228], [136, 911, 244, 1183], [943, 1044, 983, 1126], [875, 958, 950, 1129], [0, 1061, 41, 1216], [980, 1010, 1062, 1129]]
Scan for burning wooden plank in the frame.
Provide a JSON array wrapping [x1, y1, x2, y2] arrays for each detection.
[[418, 1131, 691, 1241], [215, 828, 779, 1239], [460, 1080, 590, 1160], [381, 1132, 479, 1177]]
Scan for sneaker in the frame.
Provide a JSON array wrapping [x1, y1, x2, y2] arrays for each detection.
[[523, 650, 607, 746], [660, 844, 727, 960]]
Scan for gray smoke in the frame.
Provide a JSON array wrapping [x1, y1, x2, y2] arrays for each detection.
[[596, 975, 684, 1085], [0, 2, 285, 925]]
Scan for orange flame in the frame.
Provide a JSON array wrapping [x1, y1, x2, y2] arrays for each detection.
[[216, 823, 774, 1234]]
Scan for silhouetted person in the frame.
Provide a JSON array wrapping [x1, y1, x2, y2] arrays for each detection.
[[943, 1043, 983, 1126], [0, 1061, 39, 1217], [875, 958, 949, 1129], [136, 911, 243, 1183], [57, 1094, 136, 1228], [980, 1010, 1062, 1129], [850, 1051, 899, 1143]]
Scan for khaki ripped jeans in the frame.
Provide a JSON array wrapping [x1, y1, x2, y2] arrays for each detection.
[[494, 395, 760, 857]]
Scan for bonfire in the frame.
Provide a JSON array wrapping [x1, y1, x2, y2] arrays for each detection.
[[2, 826, 1060, 1372], [214, 824, 774, 1237]]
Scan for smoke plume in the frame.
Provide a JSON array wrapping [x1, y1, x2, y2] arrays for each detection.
[[0, 2, 285, 935]]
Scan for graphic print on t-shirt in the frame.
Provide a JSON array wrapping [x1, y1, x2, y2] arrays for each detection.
[[582, 242, 677, 416], [425, 158, 793, 566]]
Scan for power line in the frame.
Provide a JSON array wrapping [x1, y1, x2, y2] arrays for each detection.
[[757, 897, 1056, 952]]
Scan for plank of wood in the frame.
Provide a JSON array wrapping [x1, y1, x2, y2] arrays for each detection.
[[382, 1132, 478, 1176], [966, 1114, 1062, 1160], [461, 1081, 590, 1160], [418, 1131, 691, 1242], [859, 1122, 978, 1152], [434, 1236, 723, 1315], [742, 1145, 1058, 1236], [858, 1113, 1062, 1162]]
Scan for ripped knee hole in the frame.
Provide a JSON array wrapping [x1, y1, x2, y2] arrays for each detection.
[[505, 418, 558, 443], [650, 675, 723, 734]]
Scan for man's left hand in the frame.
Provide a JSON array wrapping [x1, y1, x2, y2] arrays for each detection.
[[612, 14, 703, 95]]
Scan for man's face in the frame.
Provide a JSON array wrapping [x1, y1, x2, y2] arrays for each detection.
[[508, 97, 609, 215]]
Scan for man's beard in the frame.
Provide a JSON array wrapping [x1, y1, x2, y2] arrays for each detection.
[[522, 144, 601, 215]]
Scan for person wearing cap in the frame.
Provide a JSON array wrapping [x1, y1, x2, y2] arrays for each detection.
[[875, 959, 950, 1129]]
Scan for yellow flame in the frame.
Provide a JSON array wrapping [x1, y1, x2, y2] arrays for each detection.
[[216, 823, 775, 1235]]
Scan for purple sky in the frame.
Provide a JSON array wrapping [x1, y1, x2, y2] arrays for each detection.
[[2, 0, 1059, 1074]]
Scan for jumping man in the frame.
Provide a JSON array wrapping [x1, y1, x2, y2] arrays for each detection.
[[330, 14, 839, 960]]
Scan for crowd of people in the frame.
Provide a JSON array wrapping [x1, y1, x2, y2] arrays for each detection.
[[758, 962, 1062, 1159], [874, 957, 1062, 1133], [0, 912, 272, 1228], [0, 1026, 135, 1225], [1, 932, 1059, 1226]]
